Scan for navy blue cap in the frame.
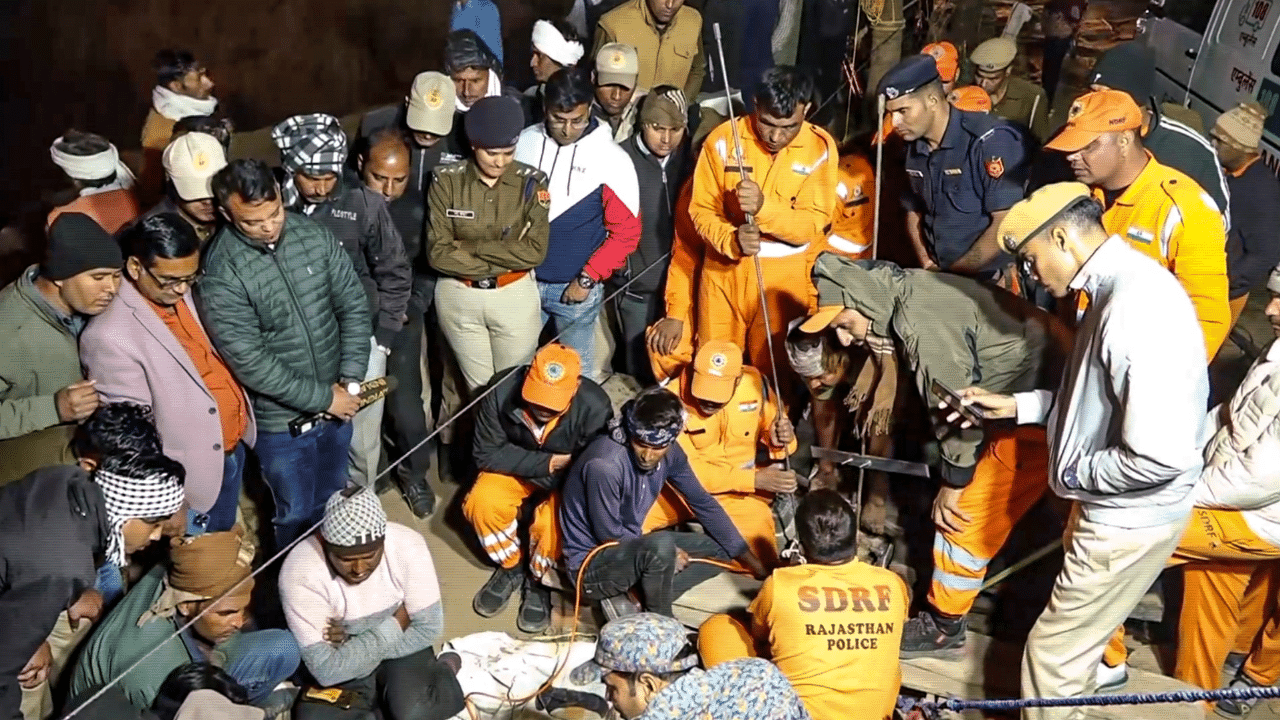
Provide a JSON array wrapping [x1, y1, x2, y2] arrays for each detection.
[[465, 96, 525, 149], [877, 54, 941, 100]]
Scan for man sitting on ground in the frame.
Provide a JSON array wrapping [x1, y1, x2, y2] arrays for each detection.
[[552, 387, 768, 619], [466, 343, 612, 632], [655, 340, 795, 567], [281, 488, 464, 720], [71, 528, 300, 713], [699, 490, 907, 720], [570, 613, 809, 720]]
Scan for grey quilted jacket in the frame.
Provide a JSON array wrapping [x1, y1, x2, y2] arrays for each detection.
[[197, 212, 370, 432]]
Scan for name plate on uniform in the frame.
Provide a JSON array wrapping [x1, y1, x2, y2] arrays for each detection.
[[446, 209, 476, 219]]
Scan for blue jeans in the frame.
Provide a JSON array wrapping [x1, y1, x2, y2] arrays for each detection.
[[537, 280, 604, 381], [256, 420, 355, 551], [187, 442, 248, 535], [221, 629, 302, 705]]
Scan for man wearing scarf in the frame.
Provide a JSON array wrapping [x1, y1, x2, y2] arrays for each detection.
[[271, 114, 412, 491], [71, 528, 300, 714], [47, 130, 141, 234], [445, 29, 531, 147], [0, 451, 185, 720], [281, 488, 464, 720], [550, 387, 767, 620], [140, 50, 218, 207], [526, 20, 586, 122]]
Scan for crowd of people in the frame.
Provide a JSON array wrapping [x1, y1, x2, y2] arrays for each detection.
[[3, 0, 1280, 719]]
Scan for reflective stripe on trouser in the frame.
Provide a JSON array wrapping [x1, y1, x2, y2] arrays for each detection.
[[928, 426, 1049, 617], [1021, 505, 1187, 720], [528, 494, 565, 590], [642, 485, 779, 567], [462, 472, 542, 569], [1101, 508, 1280, 683], [696, 250, 812, 409], [698, 613, 758, 668]]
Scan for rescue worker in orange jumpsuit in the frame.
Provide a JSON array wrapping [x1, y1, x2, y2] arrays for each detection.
[[463, 343, 612, 633], [646, 179, 701, 382], [690, 65, 839, 394], [698, 489, 908, 720], [825, 153, 875, 260], [1046, 89, 1230, 359], [646, 340, 797, 567]]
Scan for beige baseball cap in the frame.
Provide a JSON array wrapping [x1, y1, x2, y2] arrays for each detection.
[[971, 37, 1017, 73], [596, 43, 639, 90], [162, 132, 227, 201], [407, 71, 456, 136]]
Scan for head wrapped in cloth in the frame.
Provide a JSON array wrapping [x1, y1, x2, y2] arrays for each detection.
[[639, 87, 688, 128], [50, 130, 138, 190], [94, 451, 186, 568], [619, 387, 687, 447], [321, 487, 388, 548], [140, 527, 256, 626], [785, 317, 826, 379], [531, 20, 585, 67], [271, 113, 348, 206]]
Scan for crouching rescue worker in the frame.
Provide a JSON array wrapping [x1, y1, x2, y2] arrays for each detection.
[[652, 340, 796, 567], [799, 251, 1071, 656], [698, 490, 907, 720], [464, 343, 612, 632], [571, 613, 810, 720], [552, 387, 769, 619]]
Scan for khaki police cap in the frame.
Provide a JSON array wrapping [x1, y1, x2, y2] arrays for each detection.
[[998, 182, 1093, 254], [596, 43, 640, 90], [407, 71, 456, 136], [971, 37, 1017, 73]]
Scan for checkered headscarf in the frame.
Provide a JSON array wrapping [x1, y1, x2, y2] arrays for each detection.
[[94, 452, 186, 567], [271, 113, 349, 206], [321, 487, 387, 547]]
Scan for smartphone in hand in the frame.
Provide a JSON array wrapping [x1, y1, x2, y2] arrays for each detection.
[[931, 379, 989, 426]]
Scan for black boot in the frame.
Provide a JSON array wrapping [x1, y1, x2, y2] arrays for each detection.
[[398, 475, 436, 518], [537, 687, 610, 716], [437, 443, 455, 484], [899, 610, 966, 658], [517, 578, 552, 633], [473, 565, 522, 617]]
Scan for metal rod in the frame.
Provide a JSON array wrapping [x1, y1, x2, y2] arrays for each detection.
[[872, 93, 885, 260], [712, 22, 790, 472]]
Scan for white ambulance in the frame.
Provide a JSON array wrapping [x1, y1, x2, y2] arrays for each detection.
[[1138, 0, 1280, 168]]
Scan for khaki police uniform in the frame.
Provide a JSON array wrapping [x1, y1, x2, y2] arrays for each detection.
[[428, 160, 551, 391], [972, 37, 1050, 142]]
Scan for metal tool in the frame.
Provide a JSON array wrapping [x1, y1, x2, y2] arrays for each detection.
[[811, 446, 932, 477]]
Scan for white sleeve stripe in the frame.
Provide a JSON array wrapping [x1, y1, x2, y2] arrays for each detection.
[[1161, 204, 1181, 259]]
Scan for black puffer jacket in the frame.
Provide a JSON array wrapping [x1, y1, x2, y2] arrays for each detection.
[[197, 213, 371, 432]]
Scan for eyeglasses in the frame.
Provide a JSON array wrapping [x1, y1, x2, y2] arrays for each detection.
[[144, 265, 204, 291], [547, 115, 591, 129]]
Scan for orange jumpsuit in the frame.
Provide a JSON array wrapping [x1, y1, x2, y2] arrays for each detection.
[[823, 154, 876, 260], [644, 366, 796, 566], [1093, 153, 1230, 359], [699, 559, 909, 720], [649, 179, 701, 382], [691, 117, 839, 391]]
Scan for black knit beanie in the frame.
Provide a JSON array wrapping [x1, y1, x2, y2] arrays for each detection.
[[1090, 42, 1156, 101], [43, 213, 122, 281]]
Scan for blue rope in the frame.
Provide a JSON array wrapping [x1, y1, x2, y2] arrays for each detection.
[[898, 683, 1280, 717]]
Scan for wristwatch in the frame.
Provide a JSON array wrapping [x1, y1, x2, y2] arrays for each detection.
[[345, 381, 362, 396], [575, 273, 596, 289], [1062, 459, 1081, 490]]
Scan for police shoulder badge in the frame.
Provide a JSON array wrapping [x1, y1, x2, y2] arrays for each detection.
[[986, 156, 1005, 178], [537, 189, 551, 208]]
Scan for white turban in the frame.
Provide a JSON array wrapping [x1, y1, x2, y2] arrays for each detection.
[[532, 20, 585, 67], [50, 136, 137, 189]]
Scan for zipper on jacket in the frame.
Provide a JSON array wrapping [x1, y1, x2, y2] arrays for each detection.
[[267, 242, 323, 379]]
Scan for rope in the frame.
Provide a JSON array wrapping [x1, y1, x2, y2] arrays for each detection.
[[61, 245, 679, 719], [900, 682, 1280, 717]]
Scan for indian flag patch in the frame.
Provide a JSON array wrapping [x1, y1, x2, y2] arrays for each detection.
[[738, 401, 759, 412], [1126, 226, 1154, 245]]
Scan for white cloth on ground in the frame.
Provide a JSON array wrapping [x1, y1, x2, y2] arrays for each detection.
[[443, 631, 606, 720]]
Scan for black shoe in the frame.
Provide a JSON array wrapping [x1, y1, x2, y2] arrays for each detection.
[[517, 579, 552, 633], [1217, 674, 1263, 718], [899, 611, 966, 658], [1225, 651, 1248, 678], [537, 687, 610, 716], [473, 566, 522, 617], [399, 477, 436, 518], [600, 592, 642, 621], [437, 443, 455, 484]]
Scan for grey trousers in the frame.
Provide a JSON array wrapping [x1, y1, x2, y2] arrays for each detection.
[[294, 647, 464, 720]]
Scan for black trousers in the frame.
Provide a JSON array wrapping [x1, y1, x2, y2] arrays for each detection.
[[613, 289, 663, 386], [294, 647, 464, 720], [576, 531, 729, 617], [384, 281, 434, 485]]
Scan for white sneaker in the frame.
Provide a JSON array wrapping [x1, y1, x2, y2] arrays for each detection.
[[1096, 661, 1129, 692]]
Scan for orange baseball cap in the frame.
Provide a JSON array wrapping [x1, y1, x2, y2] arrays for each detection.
[[522, 343, 581, 413], [922, 42, 959, 83], [691, 340, 744, 404], [949, 85, 992, 113], [1044, 89, 1143, 153]]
